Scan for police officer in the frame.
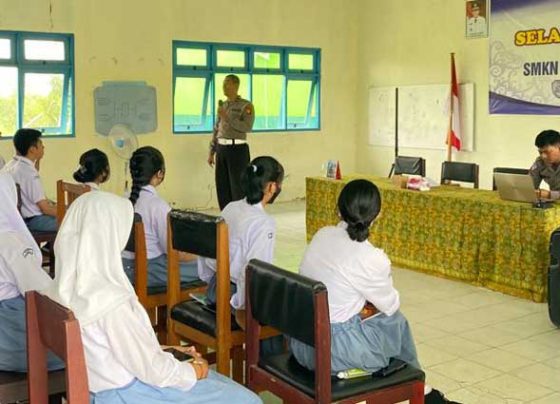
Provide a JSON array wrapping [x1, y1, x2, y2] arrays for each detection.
[[530, 129, 560, 200], [208, 74, 255, 210], [467, 1, 486, 37]]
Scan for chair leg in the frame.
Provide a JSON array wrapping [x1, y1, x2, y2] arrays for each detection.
[[156, 306, 167, 344], [232, 345, 244, 384], [411, 382, 425, 404], [216, 344, 231, 377]]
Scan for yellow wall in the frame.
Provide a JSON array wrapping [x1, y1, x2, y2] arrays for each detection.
[[356, 0, 547, 189], [0, 0, 359, 207]]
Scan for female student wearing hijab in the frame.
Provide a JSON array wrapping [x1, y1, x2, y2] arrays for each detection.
[[43, 190, 261, 403], [0, 172, 63, 372], [289, 179, 459, 404], [121, 146, 198, 287], [198, 156, 283, 335], [73, 148, 110, 190]]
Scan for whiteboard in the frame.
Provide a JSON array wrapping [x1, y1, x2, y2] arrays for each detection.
[[368, 83, 474, 151]]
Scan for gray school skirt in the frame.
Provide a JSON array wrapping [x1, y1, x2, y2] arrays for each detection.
[[290, 310, 421, 374]]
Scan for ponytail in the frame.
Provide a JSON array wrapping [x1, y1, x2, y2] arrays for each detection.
[[73, 149, 110, 184], [128, 146, 165, 206], [337, 179, 381, 242], [241, 156, 284, 205]]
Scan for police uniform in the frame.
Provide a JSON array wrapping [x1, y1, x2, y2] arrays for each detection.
[[290, 222, 421, 374], [210, 96, 255, 210], [529, 157, 560, 199], [1, 155, 57, 232], [121, 185, 199, 287], [467, 15, 486, 36]]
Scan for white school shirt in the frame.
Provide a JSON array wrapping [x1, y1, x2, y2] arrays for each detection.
[[0, 231, 51, 301], [2, 156, 46, 218], [122, 185, 170, 260], [198, 199, 276, 310], [299, 222, 400, 323], [81, 299, 197, 392]]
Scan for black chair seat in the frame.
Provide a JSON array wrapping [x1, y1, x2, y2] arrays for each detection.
[[258, 353, 425, 402], [147, 280, 206, 296], [170, 300, 241, 337], [0, 369, 65, 402]]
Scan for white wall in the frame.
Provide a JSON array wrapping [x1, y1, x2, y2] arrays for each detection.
[[356, 0, 544, 189], [0, 0, 360, 207]]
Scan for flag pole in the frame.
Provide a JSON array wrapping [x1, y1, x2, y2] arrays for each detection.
[[446, 53, 455, 162]]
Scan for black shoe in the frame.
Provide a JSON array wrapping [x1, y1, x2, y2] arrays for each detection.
[[425, 388, 462, 404]]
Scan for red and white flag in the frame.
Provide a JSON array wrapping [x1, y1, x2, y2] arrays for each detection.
[[448, 54, 462, 151]]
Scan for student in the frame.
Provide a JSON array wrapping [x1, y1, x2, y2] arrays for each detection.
[[43, 191, 261, 403], [73, 148, 110, 190], [0, 172, 63, 372], [2, 128, 58, 232], [122, 146, 198, 287], [199, 156, 283, 324], [530, 129, 560, 200], [289, 179, 459, 404]]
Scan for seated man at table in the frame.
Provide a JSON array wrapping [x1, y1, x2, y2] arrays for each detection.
[[1, 128, 58, 232], [530, 129, 560, 200]]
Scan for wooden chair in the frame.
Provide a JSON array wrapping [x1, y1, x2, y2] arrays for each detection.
[[124, 213, 206, 343], [16, 183, 57, 275], [26, 290, 89, 403], [492, 167, 530, 190], [56, 180, 91, 226], [440, 161, 479, 188], [390, 156, 426, 177], [246, 259, 426, 404], [166, 210, 278, 383]]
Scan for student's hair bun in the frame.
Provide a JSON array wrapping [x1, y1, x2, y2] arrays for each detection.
[[241, 156, 284, 205], [337, 180, 381, 242]]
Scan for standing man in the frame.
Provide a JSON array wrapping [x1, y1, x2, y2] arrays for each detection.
[[208, 74, 255, 210], [530, 129, 560, 200]]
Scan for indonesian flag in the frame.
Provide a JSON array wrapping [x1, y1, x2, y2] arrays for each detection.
[[448, 54, 462, 151]]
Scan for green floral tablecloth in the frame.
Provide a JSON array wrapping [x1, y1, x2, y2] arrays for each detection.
[[306, 175, 560, 302]]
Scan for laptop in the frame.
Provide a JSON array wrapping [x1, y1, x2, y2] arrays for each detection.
[[494, 173, 554, 203]]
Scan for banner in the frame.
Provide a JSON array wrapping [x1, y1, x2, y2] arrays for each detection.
[[490, 0, 560, 114]]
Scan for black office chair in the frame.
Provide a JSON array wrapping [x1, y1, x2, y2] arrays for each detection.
[[492, 167, 530, 190], [390, 156, 426, 177], [440, 161, 479, 188], [245, 259, 425, 404]]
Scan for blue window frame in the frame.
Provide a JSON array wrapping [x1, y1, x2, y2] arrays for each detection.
[[172, 41, 320, 134], [0, 31, 74, 138]]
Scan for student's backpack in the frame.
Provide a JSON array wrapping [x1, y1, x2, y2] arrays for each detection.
[[548, 228, 560, 327]]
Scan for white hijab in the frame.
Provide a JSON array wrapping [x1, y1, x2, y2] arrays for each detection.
[[44, 191, 136, 326], [0, 172, 42, 260]]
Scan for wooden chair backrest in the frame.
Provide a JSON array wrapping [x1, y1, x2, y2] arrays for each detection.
[[26, 291, 89, 403], [56, 180, 91, 225]]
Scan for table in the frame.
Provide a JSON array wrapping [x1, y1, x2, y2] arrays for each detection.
[[306, 175, 560, 302]]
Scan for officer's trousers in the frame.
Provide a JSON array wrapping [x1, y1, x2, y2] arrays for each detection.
[[215, 143, 250, 210]]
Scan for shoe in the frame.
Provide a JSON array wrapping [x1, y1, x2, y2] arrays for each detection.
[[425, 388, 461, 404]]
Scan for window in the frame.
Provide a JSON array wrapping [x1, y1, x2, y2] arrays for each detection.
[[173, 41, 320, 133], [0, 31, 74, 137]]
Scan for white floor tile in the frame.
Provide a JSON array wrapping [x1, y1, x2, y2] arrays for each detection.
[[469, 348, 535, 372], [474, 374, 553, 402]]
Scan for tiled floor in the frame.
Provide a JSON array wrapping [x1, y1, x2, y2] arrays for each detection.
[[258, 200, 560, 404]]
